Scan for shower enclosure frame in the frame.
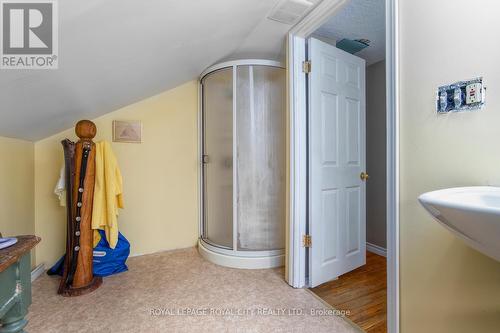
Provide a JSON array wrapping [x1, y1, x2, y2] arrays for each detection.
[[197, 59, 285, 269]]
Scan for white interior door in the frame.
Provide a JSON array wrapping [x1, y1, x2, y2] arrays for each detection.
[[308, 38, 366, 287]]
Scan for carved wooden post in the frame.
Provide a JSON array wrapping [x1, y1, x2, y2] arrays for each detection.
[[58, 120, 102, 296]]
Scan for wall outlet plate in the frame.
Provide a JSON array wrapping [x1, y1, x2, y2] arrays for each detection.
[[466, 82, 482, 104], [437, 77, 485, 113]]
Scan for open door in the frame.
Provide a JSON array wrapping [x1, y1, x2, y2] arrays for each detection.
[[308, 37, 366, 287]]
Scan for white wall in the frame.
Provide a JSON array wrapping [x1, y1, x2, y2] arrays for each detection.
[[400, 1, 500, 332], [366, 60, 386, 249]]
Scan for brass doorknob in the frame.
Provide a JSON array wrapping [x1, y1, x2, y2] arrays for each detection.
[[360, 172, 369, 181]]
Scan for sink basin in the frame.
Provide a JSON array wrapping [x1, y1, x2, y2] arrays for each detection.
[[418, 186, 500, 262]]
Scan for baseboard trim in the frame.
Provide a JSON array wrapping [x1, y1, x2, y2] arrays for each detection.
[[366, 242, 387, 257], [129, 245, 197, 258], [31, 263, 45, 282]]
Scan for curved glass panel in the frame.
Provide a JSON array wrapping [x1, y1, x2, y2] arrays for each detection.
[[236, 65, 286, 251], [202, 68, 233, 249]]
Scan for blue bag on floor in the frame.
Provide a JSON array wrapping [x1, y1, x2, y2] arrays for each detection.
[[48, 230, 130, 277], [93, 230, 130, 276]]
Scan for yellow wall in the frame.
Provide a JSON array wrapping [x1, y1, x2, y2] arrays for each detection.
[[0, 136, 35, 265], [34, 81, 199, 267], [400, 1, 500, 332]]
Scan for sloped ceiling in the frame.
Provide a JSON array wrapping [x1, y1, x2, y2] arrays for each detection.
[[0, 0, 304, 141], [314, 0, 385, 66]]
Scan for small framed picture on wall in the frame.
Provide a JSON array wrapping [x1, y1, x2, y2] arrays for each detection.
[[113, 120, 142, 143]]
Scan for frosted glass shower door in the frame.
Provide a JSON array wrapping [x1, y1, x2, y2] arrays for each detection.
[[236, 65, 286, 251], [202, 68, 233, 249]]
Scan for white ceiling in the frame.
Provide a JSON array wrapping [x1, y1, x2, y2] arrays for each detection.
[[314, 0, 385, 66], [0, 0, 308, 141]]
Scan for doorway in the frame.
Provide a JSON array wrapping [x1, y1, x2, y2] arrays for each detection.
[[286, 0, 399, 332]]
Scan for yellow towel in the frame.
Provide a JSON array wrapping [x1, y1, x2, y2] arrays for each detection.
[[92, 141, 124, 248]]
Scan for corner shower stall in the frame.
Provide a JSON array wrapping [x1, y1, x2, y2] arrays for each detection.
[[198, 60, 286, 269]]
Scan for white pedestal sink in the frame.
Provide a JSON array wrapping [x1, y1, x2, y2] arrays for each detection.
[[418, 186, 500, 262]]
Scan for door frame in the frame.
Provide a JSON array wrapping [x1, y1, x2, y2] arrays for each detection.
[[286, 0, 399, 332]]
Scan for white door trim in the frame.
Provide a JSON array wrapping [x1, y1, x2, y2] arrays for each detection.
[[385, 0, 400, 331], [286, 0, 399, 332], [286, 32, 308, 288]]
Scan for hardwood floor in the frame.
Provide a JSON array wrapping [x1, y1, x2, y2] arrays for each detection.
[[310, 251, 387, 333]]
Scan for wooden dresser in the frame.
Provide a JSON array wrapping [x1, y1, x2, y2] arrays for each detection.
[[0, 236, 40, 333]]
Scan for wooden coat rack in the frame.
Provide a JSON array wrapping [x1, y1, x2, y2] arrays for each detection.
[[58, 120, 102, 296]]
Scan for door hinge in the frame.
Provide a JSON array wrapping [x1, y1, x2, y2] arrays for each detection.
[[302, 234, 312, 247], [302, 60, 311, 73]]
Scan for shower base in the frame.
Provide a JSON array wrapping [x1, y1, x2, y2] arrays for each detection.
[[198, 239, 284, 269]]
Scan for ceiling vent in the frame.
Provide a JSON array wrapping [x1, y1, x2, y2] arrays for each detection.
[[267, 0, 315, 25]]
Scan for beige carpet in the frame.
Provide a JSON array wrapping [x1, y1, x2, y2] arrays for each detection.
[[26, 247, 360, 333]]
